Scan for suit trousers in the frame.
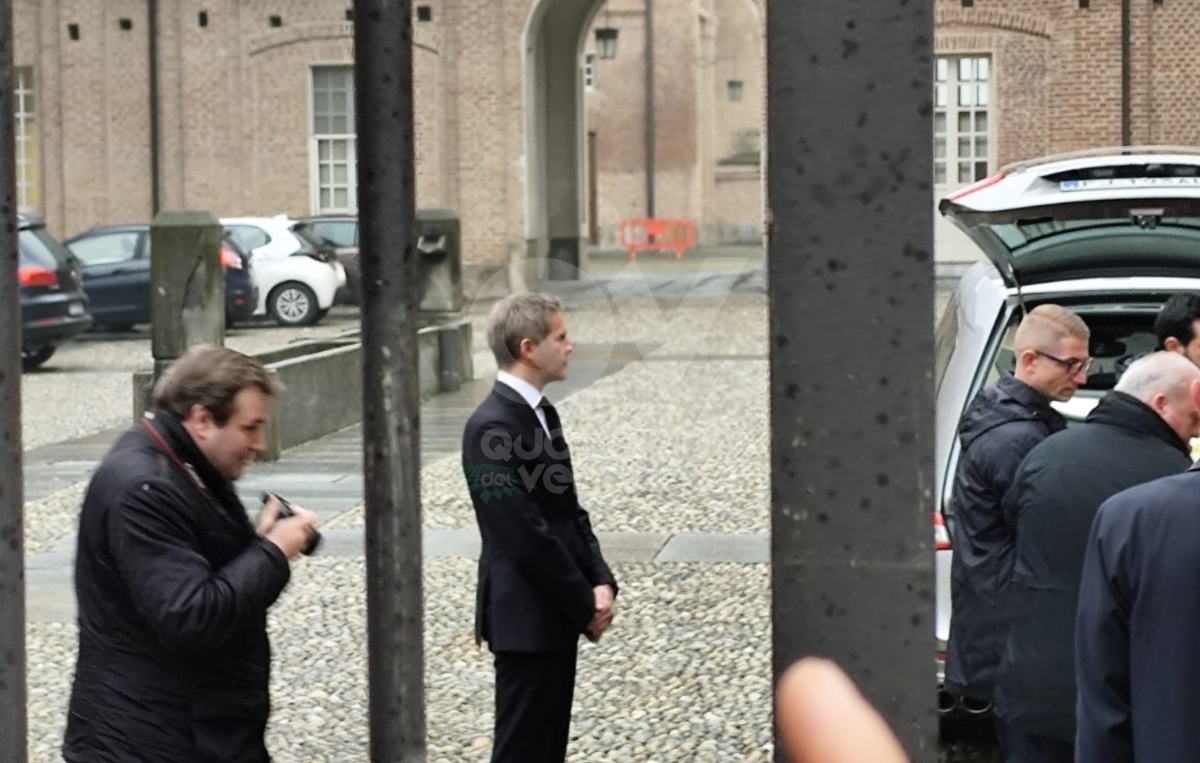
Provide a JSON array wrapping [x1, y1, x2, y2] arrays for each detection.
[[996, 718, 1074, 763], [491, 647, 579, 763]]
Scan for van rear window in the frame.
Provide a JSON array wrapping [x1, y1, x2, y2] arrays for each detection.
[[18, 227, 74, 270]]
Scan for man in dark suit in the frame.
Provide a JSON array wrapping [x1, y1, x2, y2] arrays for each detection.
[[462, 292, 618, 763]]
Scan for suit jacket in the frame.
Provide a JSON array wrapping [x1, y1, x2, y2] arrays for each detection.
[[1075, 465, 1200, 763], [461, 381, 617, 652]]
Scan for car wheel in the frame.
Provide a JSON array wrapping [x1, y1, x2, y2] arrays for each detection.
[[269, 282, 320, 327], [22, 345, 56, 371]]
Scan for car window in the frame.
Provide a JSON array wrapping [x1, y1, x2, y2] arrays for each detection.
[[222, 233, 251, 260], [310, 221, 357, 248], [19, 227, 76, 269], [284, 226, 320, 254], [66, 231, 141, 267], [226, 225, 271, 251], [934, 292, 960, 396]]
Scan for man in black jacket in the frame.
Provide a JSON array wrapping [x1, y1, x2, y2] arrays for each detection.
[[1075, 368, 1200, 763], [993, 352, 1200, 762], [462, 292, 618, 763], [945, 304, 1090, 724], [62, 345, 319, 763]]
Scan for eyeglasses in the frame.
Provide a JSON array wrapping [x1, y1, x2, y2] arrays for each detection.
[[1035, 350, 1092, 376]]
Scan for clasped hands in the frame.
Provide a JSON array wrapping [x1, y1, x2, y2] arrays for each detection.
[[586, 584, 615, 642]]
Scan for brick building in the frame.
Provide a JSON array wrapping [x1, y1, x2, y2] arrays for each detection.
[[8, 0, 1200, 291]]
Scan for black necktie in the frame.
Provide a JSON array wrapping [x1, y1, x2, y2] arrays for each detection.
[[538, 398, 574, 492], [537, 397, 562, 438]]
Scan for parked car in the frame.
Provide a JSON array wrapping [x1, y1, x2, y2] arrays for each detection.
[[17, 214, 92, 370], [63, 225, 258, 330], [933, 146, 1200, 717], [292, 215, 361, 304], [221, 216, 346, 326]]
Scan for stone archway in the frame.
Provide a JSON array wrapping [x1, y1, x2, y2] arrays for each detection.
[[522, 0, 606, 282], [520, 0, 768, 283]]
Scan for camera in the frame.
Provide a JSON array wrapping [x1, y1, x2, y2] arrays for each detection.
[[261, 491, 322, 556]]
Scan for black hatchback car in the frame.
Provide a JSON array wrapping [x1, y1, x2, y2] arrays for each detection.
[[18, 215, 93, 370], [63, 225, 258, 330]]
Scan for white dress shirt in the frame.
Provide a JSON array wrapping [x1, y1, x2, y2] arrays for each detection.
[[496, 370, 551, 436]]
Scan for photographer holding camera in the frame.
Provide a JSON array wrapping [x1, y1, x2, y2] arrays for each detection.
[[62, 344, 319, 763]]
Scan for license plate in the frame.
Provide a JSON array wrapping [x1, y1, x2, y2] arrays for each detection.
[[1060, 177, 1200, 191], [68, 302, 84, 316]]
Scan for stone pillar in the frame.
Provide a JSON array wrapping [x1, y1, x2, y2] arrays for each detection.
[[767, 1, 937, 760], [0, 2, 28, 757], [416, 208, 464, 314], [149, 209, 225, 381]]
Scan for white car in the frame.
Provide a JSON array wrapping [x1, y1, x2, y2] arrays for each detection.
[[221, 216, 346, 326], [935, 146, 1200, 717]]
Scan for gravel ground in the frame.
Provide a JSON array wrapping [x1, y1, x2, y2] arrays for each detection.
[[327, 292, 770, 533], [330, 357, 770, 535], [24, 483, 87, 554], [27, 559, 773, 763]]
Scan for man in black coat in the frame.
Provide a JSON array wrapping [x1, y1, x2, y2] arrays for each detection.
[[993, 352, 1200, 762], [1075, 373, 1200, 763], [945, 304, 1091, 724], [462, 292, 618, 763], [62, 345, 319, 763]]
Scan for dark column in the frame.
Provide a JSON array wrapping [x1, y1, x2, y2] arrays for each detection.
[[353, 0, 427, 759], [767, 1, 937, 760], [0, 0, 27, 758]]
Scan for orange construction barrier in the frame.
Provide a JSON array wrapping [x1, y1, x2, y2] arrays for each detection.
[[618, 218, 696, 260]]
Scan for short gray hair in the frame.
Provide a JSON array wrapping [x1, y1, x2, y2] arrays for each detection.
[[1115, 351, 1200, 403], [487, 292, 565, 368], [1014, 304, 1090, 353]]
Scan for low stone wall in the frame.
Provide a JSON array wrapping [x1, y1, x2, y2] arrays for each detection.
[[133, 317, 474, 460]]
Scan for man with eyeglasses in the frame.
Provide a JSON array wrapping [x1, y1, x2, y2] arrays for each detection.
[[944, 304, 1090, 755]]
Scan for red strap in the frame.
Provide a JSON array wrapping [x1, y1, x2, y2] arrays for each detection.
[[141, 417, 209, 496]]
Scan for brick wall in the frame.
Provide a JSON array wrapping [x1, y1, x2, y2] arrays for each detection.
[[935, 0, 1200, 161], [15, 0, 444, 238], [16, 0, 1200, 269]]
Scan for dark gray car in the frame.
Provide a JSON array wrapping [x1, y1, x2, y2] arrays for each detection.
[[292, 216, 360, 305], [18, 215, 92, 370]]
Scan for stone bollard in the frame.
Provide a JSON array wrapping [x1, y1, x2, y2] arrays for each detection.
[[415, 209, 464, 313], [133, 210, 226, 416]]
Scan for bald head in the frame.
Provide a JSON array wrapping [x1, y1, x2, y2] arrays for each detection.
[[1115, 351, 1200, 443]]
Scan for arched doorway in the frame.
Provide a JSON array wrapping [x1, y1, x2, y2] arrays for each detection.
[[521, 0, 767, 283], [523, 0, 605, 282]]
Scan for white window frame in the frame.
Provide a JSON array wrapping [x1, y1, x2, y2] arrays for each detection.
[[14, 66, 38, 209], [582, 53, 596, 92], [933, 55, 993, 194], [308, 64, 358, 215]]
